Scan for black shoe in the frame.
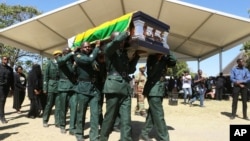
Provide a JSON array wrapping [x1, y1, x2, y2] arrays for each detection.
[[43, 122, 49, 127], [0, 118, 8, 124], [139, 134, 153, 141], [230, 116, 235, 120], [60, 128, 66, 134], [27, 115, 35, 119], [38, 112, 43, 117], [113, 127, 120, 132]]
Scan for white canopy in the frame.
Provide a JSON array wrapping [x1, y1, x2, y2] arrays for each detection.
[[0, 0, 250, 60]]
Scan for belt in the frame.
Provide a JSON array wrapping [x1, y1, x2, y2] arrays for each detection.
[[108, 71, 131, 82]]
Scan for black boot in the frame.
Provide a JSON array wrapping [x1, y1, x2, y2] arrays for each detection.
[[0, 117, 8, 124]]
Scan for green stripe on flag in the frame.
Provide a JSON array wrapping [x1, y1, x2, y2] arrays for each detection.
[[72, 12, 134, 48]]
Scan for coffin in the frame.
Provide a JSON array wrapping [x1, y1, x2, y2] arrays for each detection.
[[68, 11, 170, 56]]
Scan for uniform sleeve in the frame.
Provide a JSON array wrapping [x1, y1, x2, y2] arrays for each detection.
[[57, 53, 74, 67], [43, 61, 50, 92], [164, 51, 176, 68], [128, 53, 140, 74], [104, 31, 129, 57], [74, 47, 100, 65]]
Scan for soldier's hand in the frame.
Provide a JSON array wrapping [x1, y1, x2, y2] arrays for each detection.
[[95, 40, 101, 47], [73, 47, 80, 53]]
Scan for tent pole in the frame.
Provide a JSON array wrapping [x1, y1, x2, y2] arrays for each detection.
[[219, 48, 223, 74], [197, 58, 200, 71]]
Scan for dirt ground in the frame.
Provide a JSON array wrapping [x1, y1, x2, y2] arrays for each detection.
[[0, 95, 249, 141]]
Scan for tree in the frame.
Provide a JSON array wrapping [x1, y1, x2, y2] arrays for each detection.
[[241, 9, 250, 69], [166, 60, 189, 77], [0, 4, 41, 27], [0, 3, 42, 70]]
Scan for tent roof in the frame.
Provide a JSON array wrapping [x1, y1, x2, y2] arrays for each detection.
[[0, 0, 250, 60]]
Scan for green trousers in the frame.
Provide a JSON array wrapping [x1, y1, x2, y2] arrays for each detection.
[[59, 91, 77, 132], [75, 94, 99, 141], [141, 96, 169, 141], [99, 94, 132, 141], [43, 92, 60, 126], [69, 93, 77, 132]]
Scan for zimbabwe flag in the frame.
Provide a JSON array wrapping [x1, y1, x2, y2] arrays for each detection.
[[72, 12, 134, 48]]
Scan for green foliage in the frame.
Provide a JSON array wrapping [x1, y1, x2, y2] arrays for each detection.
[[0, 3, 42, 70], [0, 3, 41, 28], [166, 60, 189, 77], [243, 41, 250, 52], [241, 41, 250, 69]]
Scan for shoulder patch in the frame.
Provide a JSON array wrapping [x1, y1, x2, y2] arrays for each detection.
[[77, 54, 81, 58]]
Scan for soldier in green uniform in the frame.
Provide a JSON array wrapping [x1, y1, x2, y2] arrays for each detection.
[[92, 52, 107, 128], [73, 41, 100, 141], [140, 52, 176, 141], [43, 50, 62, 128], [99, 31, 140, 141], [57, 47, 77, 134]]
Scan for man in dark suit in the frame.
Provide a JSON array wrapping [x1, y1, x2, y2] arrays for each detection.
[[0, 56, 14, 124]]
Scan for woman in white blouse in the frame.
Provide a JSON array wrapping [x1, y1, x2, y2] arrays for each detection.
[[182, 70, 192, 104]]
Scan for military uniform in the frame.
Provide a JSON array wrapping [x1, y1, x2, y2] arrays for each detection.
[[57, 52, 77, 134], [92, 53, 107, 127], [74, 46, 100, 141], [43, 55, 61, 127], [100, 31, 140, 141], [140, 53, 176, 141]]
